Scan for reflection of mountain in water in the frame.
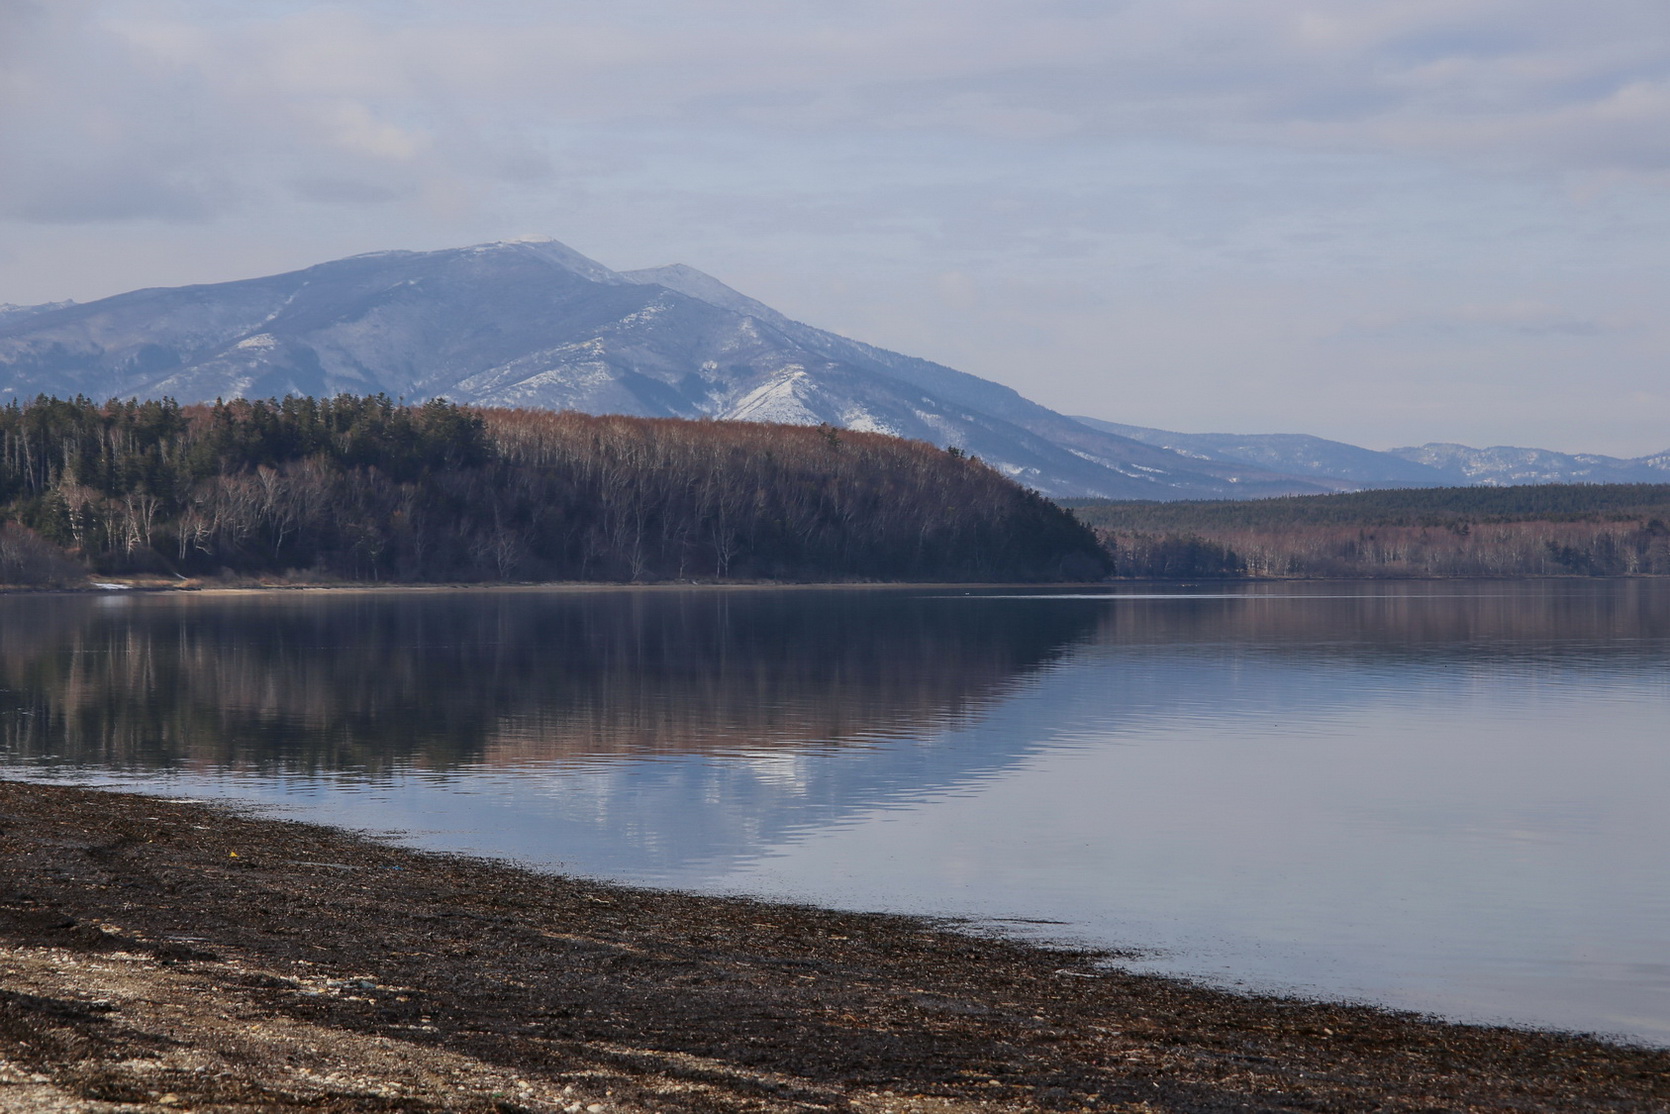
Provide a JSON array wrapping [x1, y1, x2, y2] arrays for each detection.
[[4, 582, 1667, 884], [0, 588, 1098, 775], [557, 582, 1670, 879]]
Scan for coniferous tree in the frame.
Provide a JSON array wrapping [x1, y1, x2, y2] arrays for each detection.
[[0, 395, 1110, 585]]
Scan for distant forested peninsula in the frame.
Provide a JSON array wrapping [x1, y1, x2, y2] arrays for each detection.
[[1068, 486, 1670, 578], [0, 395, 1108, 586]]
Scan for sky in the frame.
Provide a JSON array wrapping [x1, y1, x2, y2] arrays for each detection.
[[2, 1, 1668, 455]]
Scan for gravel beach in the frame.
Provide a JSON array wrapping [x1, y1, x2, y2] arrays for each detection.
[[0, 779, 1664, 1113]]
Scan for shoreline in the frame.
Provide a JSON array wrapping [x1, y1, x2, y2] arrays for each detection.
[[1, 780, 1664, 1113], [4, 579, 1107, 597], [9, 572, 1670, 599]]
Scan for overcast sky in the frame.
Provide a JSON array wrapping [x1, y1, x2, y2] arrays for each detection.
[[2, 1, 1668, 454]]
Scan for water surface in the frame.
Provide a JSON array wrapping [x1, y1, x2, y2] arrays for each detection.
[[1, 581, 1665, 1044]]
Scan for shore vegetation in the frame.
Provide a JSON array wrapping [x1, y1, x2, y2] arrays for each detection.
[[1068, 485, 1670, 578], [0, 395, 1107, 585]]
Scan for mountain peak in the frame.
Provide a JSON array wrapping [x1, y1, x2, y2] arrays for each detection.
[[466, 238, 625, 285], [337, 239, 625, 286]]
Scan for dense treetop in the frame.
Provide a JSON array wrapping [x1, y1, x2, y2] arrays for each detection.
[[0, 395, 1108, 585]]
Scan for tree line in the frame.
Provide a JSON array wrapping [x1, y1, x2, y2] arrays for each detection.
[[0, 395, 1109, 585], [1075, 485, 1670, 578], [1065, 483, 1670, 532]]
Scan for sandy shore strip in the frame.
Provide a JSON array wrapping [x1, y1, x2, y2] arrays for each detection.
[[0, 780, 1664, 1113]]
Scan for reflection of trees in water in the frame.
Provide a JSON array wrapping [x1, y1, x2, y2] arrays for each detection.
[[1087, 582, 1670, 659], [0, 590, 1098, 775]]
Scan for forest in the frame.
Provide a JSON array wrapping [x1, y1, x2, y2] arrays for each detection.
[[1070, 486, 1670, 578], [0, 395, 1109, 586]]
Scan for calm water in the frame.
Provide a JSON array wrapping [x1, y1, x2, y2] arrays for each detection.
[[1, 582, 1666, 1044]]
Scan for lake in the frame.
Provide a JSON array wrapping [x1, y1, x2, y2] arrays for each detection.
[[1, 581, 1666, 1045]]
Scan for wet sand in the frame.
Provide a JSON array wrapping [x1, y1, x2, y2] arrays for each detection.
[[0, 780, 1664, 1113]]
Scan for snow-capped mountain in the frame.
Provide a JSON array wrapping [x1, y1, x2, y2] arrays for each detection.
[[0, 300, 75, 328], [1072, 416, 1670, 491], [0, 239, 1343, 499], [1385, 443, 1670, 486], [1073, 417, 1451, 487]]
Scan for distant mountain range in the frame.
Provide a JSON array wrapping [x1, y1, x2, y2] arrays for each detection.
[[0, 237, 1660, 499], [1076, 417, 1670, 491]]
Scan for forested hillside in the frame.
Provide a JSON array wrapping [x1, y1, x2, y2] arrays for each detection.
[[0, 396, 1108, 585], [1067, 486, 1670, 578]]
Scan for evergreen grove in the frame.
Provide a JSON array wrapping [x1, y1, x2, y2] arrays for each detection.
[[0, 395, 1111, 585]]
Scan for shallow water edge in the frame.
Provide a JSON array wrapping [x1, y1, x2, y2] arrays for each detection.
[[1, 778, 1665, 1114]]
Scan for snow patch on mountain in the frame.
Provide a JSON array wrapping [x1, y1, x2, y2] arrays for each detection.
[[1387, 443, 1670, 486], [841, 407, 901, 436], [724, 368, 823, 425]]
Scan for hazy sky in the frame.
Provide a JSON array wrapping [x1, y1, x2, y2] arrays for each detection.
[[2, 1, 1668, 454]]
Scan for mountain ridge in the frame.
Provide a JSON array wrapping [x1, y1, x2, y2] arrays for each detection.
[[1076, 416, 1670, 490], [0, 240, 1343, 500], [3, 239, 1652, 498], [1384, 441, 1670, 486]]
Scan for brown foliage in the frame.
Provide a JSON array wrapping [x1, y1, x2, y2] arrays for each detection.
[[1096, 518, 1670, 578], [0, 396, 1107, 583], [477, 410, 1107, 582]]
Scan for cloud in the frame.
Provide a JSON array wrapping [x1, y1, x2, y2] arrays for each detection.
[[1341, 302, 1625, 342], [286, 177, 406, 206], [5, 0, 1670, 231], [3, 1, 1670, 456], [0, 4, 453, 223], [0, 5, 228, 220]]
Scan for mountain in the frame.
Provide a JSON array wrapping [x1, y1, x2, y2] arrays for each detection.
[[1072, 417, 1449, 487], [1385, 443, 1670, 486], [0, 239, 1345, 500], [0, 300, 74, 328], [1076, 417, 1670, 491]]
